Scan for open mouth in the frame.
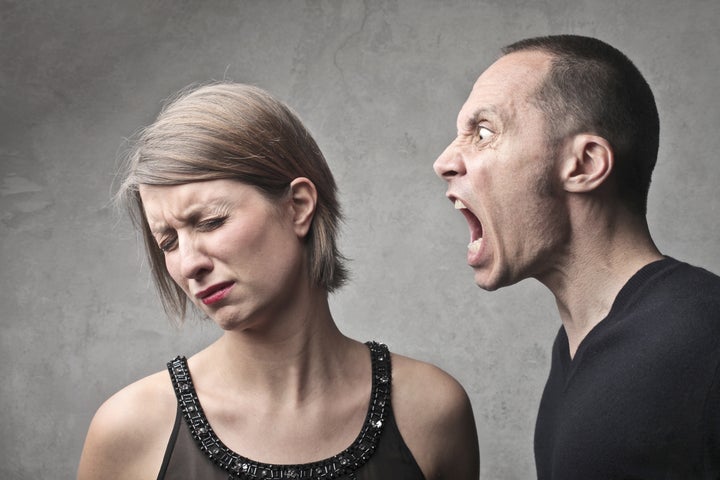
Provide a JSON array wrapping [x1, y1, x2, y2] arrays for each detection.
[[454, 199, 483, 252]]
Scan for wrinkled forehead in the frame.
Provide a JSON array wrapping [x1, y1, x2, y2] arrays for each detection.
[[138, 181, 235, 228]]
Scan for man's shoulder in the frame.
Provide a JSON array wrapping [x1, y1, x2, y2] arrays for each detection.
[[637, 257, 720, 303], [621, 257, 720, 346], [658, 256, 720, 283]]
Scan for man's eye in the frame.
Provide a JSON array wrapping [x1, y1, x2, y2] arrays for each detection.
[[478, 126, 494, 141]]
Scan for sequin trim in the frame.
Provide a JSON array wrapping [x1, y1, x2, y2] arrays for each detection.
[[167, 341, 391, 480]]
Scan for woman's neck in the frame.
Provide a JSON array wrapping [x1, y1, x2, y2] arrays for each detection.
[[190, 293, 363, 406]]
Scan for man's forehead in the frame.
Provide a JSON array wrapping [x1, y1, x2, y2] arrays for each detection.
[[458, 51, 551, 123], [474, 50, 551, 92]]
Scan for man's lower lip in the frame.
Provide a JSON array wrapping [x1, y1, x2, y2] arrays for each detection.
[[201, 284, 233, 305], [467, 239, 484, 265]]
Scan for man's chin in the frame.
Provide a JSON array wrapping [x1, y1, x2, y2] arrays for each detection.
[[472, 269, 502, 292], [473, 266, 519, 292]]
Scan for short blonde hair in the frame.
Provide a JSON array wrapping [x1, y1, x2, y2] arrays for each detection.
[[118, 83, 348, 321]]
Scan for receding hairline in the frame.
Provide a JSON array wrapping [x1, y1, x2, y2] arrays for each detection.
[[460, 51, 554, 134]]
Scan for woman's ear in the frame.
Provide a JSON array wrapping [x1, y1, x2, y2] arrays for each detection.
[[288, 177, 317, 238], [560, 134, 614, 193]]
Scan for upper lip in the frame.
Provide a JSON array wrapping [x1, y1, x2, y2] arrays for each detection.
[[195, 281, 234, 299]]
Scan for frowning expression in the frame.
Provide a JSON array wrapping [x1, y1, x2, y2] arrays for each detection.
[[433, 51, 570, 290], [140, 179, 306, 330]]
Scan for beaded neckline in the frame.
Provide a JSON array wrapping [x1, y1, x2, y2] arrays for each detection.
[[167, 341, 391, 480]]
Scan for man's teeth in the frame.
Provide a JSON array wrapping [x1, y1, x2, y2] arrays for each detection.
[[468, 239, 482, 253], [454, 199, 466, 210]]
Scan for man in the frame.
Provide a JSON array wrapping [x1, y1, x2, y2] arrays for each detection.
[[434, 34, 720, 479]]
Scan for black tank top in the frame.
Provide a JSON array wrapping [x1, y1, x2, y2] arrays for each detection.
[[157, 342, 425, 480]]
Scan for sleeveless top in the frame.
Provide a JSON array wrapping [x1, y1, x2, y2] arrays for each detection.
[[157, 342, 426, 480]]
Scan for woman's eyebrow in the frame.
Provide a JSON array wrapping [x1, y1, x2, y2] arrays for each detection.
[[146, 197, 235, 235], [145, 203, 204, 235]]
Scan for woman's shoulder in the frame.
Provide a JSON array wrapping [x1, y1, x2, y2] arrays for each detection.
[[389, 351, 480, 480], [391, 352, 471, 415], [78, 369, 178, 480], [94, 369, 177, 431]]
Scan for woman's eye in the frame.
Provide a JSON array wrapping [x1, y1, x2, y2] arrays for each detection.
[[478, 126, 494, 141], [159, 237, 177, 252], [198, 217, 227, 231]]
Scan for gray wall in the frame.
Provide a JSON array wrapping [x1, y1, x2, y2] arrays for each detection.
[[2, 1, 718, 478]]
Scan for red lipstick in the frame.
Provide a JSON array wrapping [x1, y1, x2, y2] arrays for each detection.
[[196, 282, 234, 306]]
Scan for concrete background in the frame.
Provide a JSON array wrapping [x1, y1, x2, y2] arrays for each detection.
[[1, 1, 718, 478]]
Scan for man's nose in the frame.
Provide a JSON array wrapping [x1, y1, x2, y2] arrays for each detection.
[[433, 142, 465, 180]]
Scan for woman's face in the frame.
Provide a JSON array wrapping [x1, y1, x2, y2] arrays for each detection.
[[139, 179, 308, 331]]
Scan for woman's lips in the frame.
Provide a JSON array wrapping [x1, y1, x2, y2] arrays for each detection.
[[196, 281, 235, 306]]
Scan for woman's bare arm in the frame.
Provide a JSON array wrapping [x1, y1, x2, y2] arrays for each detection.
[[391, 354, 480, 480], [77, 371, 177, 480]]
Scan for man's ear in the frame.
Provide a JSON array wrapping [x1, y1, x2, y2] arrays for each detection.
[[560, 134, 614, 193], [288, 177, 317, 238]]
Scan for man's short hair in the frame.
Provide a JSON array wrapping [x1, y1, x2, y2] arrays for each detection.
[[503, 35, 659, 215]]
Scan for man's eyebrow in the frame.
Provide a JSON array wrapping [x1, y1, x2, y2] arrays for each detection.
[[461, 107, 499, 130]]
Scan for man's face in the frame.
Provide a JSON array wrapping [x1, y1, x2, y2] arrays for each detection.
[[433, 50, 570, 290]]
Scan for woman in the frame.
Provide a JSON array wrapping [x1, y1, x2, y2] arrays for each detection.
[[78, 83, 479, 480]]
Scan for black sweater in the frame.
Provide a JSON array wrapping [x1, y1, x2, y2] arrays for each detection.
[[535, 257, 720, 479]]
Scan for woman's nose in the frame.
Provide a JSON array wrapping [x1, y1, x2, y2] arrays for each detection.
[[178, 236, 213, 280]]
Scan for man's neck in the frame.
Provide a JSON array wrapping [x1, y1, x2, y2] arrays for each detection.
[[540, 213, 663, 359]]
